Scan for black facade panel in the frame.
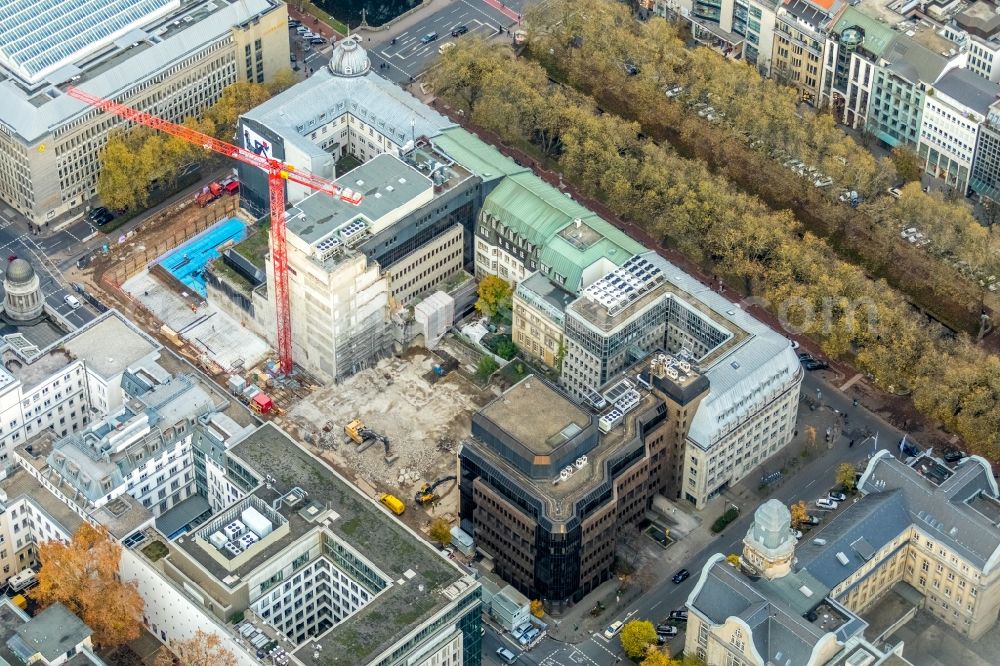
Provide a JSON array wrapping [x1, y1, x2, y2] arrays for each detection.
[[236, 118, 287, 219]]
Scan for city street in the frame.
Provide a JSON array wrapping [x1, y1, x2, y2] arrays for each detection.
[[0, 206, 98, 329]]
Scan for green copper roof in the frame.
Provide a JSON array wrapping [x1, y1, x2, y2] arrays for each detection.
[[482, 172, 646, 293], [833, 7, 897, 59], [432, 127, 529, 182]]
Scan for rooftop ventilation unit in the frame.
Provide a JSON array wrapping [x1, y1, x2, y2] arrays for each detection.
[[614, 389, 641, 414], [836, 551, 850, 566], [339, 218, 368, 245], [209, 531, 228, 549], [224, 520, 247, 541], [223, 541, 244, 557], [599, 408, 624, 433]]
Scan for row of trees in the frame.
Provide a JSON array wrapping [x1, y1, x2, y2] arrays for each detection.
[[428, 42, 1000, 459], [620, 619, 704, 664], [97, 71, 296, 212], [522, 0, 999, 332], [34, 524, 237, 665]]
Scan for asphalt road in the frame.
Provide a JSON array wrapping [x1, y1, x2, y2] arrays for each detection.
[[0, 208, 98, 329], [367, 0, 520, 83]]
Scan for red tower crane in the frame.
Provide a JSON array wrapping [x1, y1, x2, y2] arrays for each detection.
[[67, 87, 364, 375]]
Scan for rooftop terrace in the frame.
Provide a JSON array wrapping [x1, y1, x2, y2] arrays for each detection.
[[477, 379, 591, 457]]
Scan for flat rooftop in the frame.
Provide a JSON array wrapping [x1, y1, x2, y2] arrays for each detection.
[[287, 154, 433, 246], [62, 310, 160, 380], [1, 346, 74, 391], [478, 379, 590, 456], [178, 424, 472, 666], [468, 387, 663, 520]]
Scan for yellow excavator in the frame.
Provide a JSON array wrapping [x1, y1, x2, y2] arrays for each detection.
[[414, 475, 457, 506], [345, 419, 398, 464]]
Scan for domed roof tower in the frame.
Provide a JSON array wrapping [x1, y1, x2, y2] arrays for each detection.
[[3, 257, 43, 322], [327, 36, 371, 78], [742, 499, 797, 580]]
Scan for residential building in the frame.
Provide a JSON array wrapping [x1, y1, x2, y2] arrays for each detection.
[[743, 0, 780, 72], [0, 599, 107, 666], [512, 272, 576, 368], [919, 68, 1000, 193], [824, 9, 896, 128], [971, 98, 1000, 199], [685, 450, 1000, 665], [0, 301, 161, 474], [0, 0, 289, 228], [459, 376, 673, 607], [38, 357, 255, 517], [771, 0, 842, 105], [128, 423, 482, 666], [0, 466, 86, 582], [559, 253, 802, 508]]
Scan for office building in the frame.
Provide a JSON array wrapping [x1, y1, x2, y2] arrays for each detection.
[[459, 376, 672, 607], [919, 68, 1000, 194], [0, 0, 289, 228], [971, 100, 1000, 199], [129, 423, 482, 666], [560, 253, 802, 508], [823, 8, 957, 145], [685, 450, 1000, 665], [512, 272, 577, 368], [0, 599, 107, 666], [473, 173, 643, 289], [943, 2, 1000, 83]]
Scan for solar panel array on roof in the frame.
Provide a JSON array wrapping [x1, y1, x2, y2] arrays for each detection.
[[581, 255, 663, 315], [0, 0, 178, 82]]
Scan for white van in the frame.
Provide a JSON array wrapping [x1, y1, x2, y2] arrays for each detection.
[[64, 294, 81, 309]]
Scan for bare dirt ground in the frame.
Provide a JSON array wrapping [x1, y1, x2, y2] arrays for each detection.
[[280, 350, 491, 520]]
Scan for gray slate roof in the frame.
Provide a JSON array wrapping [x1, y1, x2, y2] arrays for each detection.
[[10, 602, 90, 661], [858, 451, 1000, 571], [688, 556, 836, 666], [883, 39, 949, 85], [933, 67, 1000, 115], [793, 490, 912, 589], [243, 64, 453, 159]]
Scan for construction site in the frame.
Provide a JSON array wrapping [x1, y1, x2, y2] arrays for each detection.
[[280, 350, 491, 526]]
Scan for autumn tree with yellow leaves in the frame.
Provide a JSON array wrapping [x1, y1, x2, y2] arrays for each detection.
[[32, 523, 143, 648]]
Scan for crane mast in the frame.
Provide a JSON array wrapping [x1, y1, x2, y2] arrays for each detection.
[[67, 87, 363, 375]]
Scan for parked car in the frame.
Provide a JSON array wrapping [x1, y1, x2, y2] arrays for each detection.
[[451, 25, 469, 36], [495, 647, 518, 664], [309, 37, 326, 45], [816, 498, 838, 510], [671, 569, 690, 584], [623, 62, 640, 76], [64, 294, 82, 309], [793, 529, 803, 540], [814, 176, 833, 188], [802, 359, 829, 371], [828, 491, 847, 502], [943, 449, 965, 463], [804, 515, 821, 526], [604, 621, 624, 639], [888, 187, 902, 199], [420, 32, 439, 43], [93, 211, 114, 226], [87, 206, 109, 221], [665, 85, 684, 98], [656, 624, 678, 637], [438, 41, 456, 54], [669, 610, 689, 622]]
